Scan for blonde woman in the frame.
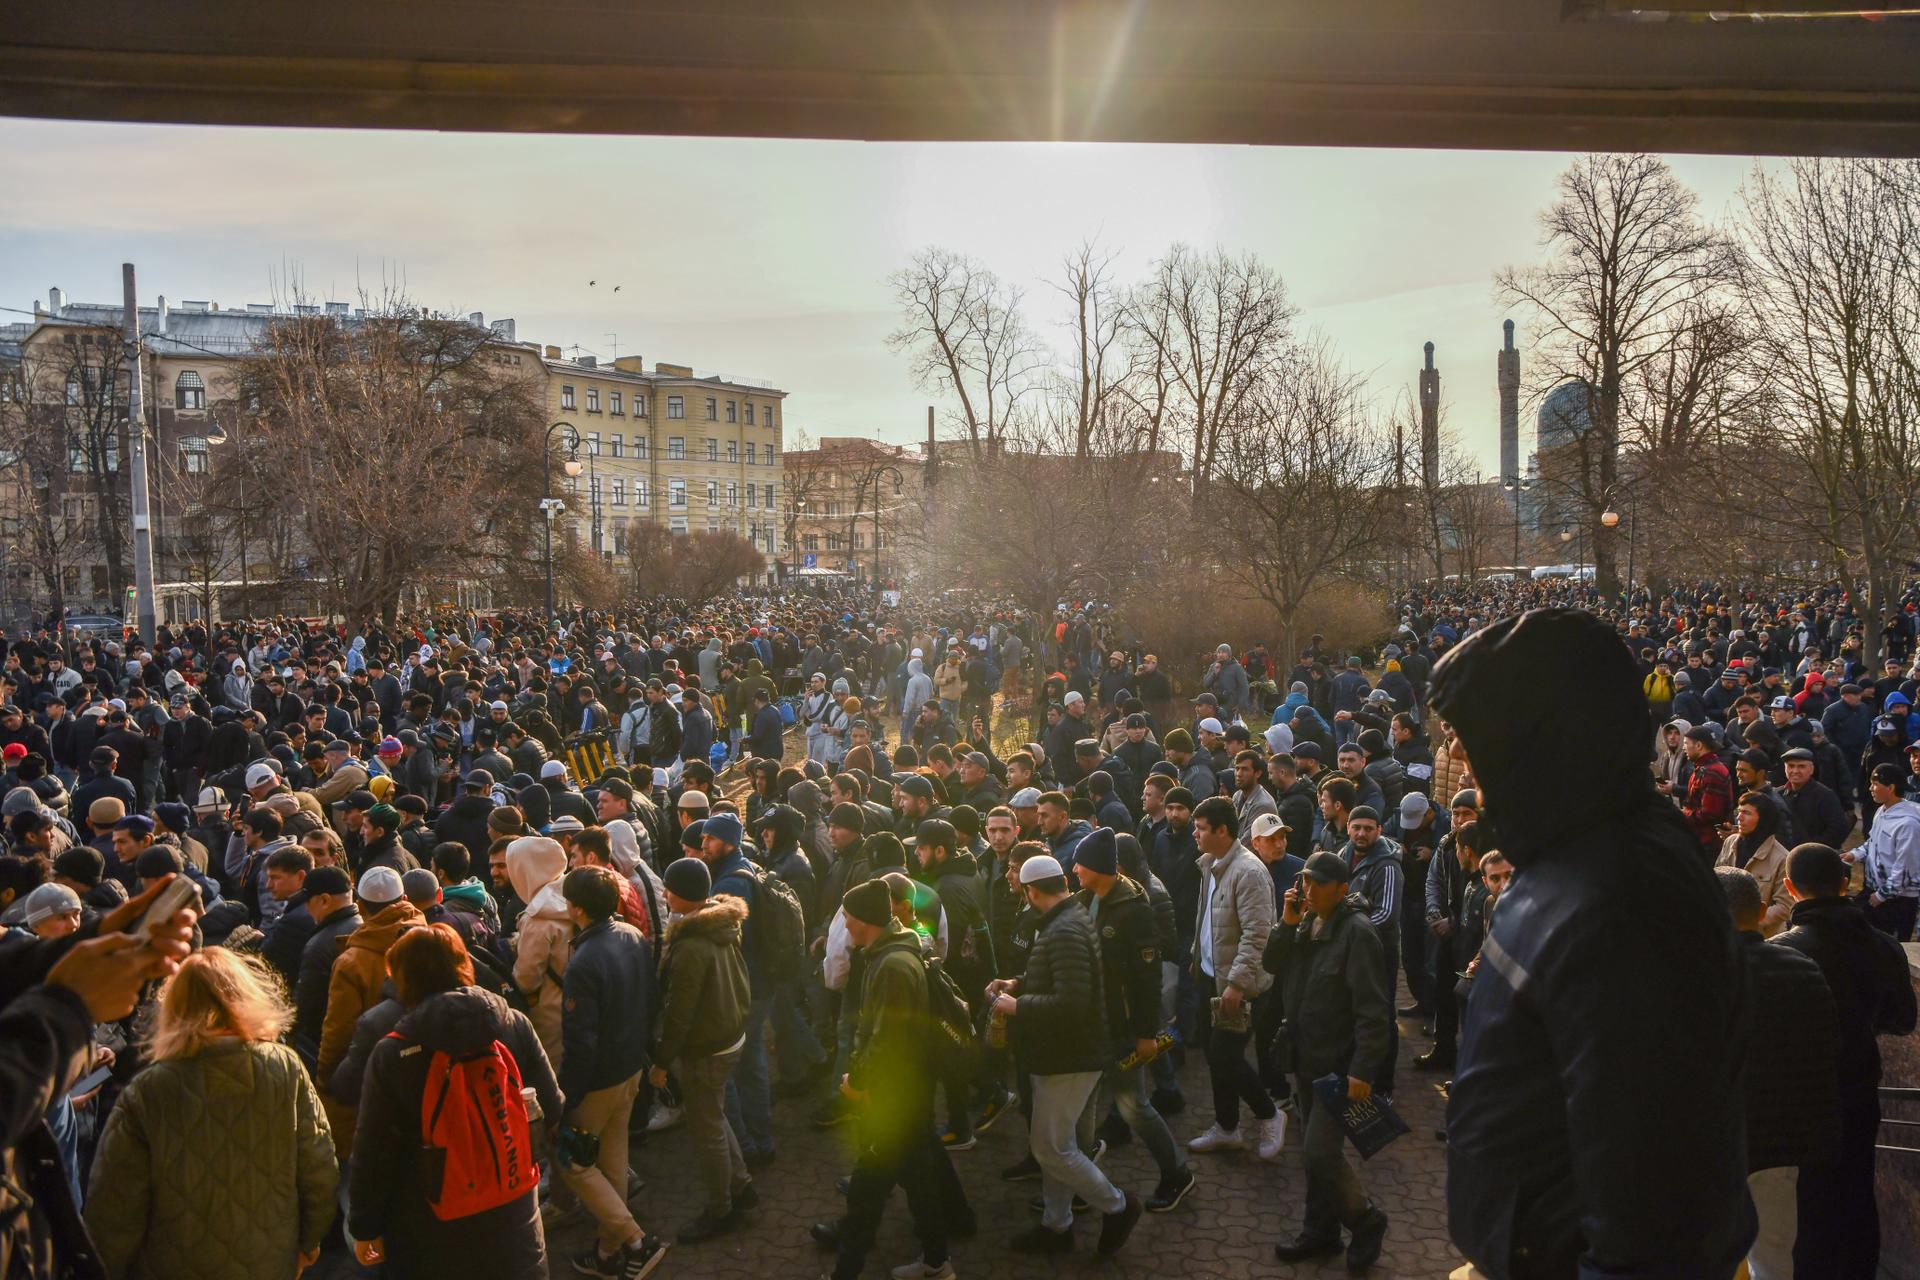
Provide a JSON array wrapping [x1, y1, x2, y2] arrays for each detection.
[[85, 948, 338, 1280]]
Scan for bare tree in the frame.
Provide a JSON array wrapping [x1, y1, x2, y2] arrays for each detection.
[[0, 346, 92, 620], [1214, 340, 1397, 660], [780, 427, 825, 556], [1131, 245, 1297, 488], [1048, 240, 1133, 460], [1498, 154, 1734, 596], [229, 292, 547, 626], [887, 248, 1046, 457], [1740, 158, 1920, 669]]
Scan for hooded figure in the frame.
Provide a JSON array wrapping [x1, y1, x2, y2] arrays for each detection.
[[903, 657, 933, 718], [1429, 608, 1755, 1277], [505, 835, 572, 1068], [346, 635, 367, 675]]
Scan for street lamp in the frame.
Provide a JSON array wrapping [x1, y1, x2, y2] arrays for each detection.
[[542, 420, 582, 619], [1501, 473, 1534, 569], [869, 464, 906, 589]]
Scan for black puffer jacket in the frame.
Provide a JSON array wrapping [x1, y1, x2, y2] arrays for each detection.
[[1431, 608, 1755, 1280], [1737, 931, 1839, 1173], [1772, 895, 1917, 1095], [1014, 896, 1107, 1075]]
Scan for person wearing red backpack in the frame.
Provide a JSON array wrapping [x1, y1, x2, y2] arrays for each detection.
[[556, 867, 668, 1280], [348, 922, 562, 1279]]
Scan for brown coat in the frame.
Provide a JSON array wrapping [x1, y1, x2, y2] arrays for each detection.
[[1715, 833, 1794, 937], [317, 899, 423, 1155]]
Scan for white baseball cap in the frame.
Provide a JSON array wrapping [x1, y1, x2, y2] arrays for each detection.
[[1018, 854, 1065, 885], [540, 759, 568, 780], [244, 762, 279, 791], [1248, 813, 1290, 841], [1197, 717, 1225, 735]]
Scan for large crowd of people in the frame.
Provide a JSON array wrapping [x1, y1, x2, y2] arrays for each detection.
[[0, 576, 1915, 1280]]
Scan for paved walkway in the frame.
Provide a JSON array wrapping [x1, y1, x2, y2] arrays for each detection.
[[314, 1003, 1462, 1279]]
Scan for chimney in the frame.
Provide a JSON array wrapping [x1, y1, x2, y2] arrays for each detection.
[[48, 287, 64, 313], [544, 345, 562, 359], [156, 296, 168, 334], [467, 311, 485, 328], [490, 318, 517, 343], [577, 355, 597, 368], [325, 301, 349, 316], [613, 355, 645, 374]]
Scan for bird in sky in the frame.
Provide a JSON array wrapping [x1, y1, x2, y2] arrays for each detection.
[[588, 279, 596, 287], [613, 285, 622, 292]]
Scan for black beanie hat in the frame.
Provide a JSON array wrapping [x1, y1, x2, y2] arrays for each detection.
[[829, 801, 866, 833], [1076, 826, 1118, 877], [842, 877, 892, 927], [664, 856, 712, 903]]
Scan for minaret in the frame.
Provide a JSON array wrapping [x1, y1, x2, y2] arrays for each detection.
[[1498, 319, 1519, 482], [1418, 341, 1440, 493]]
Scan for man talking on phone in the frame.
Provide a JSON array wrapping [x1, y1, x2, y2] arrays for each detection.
[[1261, 851, 1392, 1270]]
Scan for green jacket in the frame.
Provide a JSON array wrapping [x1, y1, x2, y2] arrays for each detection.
[[734, 661, 777, 720], [847, 919, 930, 1100], [85, 1039, 337, 1280], [653, 893, 751, 1066]]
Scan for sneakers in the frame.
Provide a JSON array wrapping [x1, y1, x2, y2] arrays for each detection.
[[1096, 1193, 1143, 1255], [572, 1237, 668, 1280], [1089, 1139, 1107, 1164], [1000, 1154, 1042, 1182], [1146, 1167, 1196, 1213], [1187, 1123, 1244, 1153], [1096, 1113, 1133, 1147], [1008, 1224, 1074, 1255], [939, 1127, 976, 1151], [645, 1103, 684, 1133], [1255, 1111, 1289, 1161], [1346, 1207, 1388, 1273], [972, 1087, 1013, 1132], [889, 1261, 956, 1280]]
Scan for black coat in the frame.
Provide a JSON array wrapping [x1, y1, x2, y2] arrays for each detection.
[[558, 919, 653, 1108], [1431, 608, 1756, 1279], [1772, 896, 1917, 1095], [432, 793, 496, 861], [1783, 778, 1852, 850], [347, 988, 561, 1280], [1014, 896, 1107, 1075], [1738, 931, 1840, 1173], [1076, 875, 1161, 1053]]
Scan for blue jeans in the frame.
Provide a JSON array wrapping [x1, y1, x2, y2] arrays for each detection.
[[772, 980, 826, 1080], [725, 989, 775, 1156], [1030, 1071, 1126, 1232]]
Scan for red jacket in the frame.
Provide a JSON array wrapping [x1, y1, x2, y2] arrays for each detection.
[[1683, 756, 1734, 853]]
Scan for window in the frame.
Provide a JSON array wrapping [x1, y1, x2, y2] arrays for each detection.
[[763, 406, 775, 430], [561, 385, 576, 410], [852, 532, 863, 549], [745, 442, 756, 465], [589, 476, 602, 506], [764, 483, 774, 508], [766, 444, 778, 465], [668, 478, 686, 508], [609, 391, 623, 416], [705, 397, 717, 420], [745, 484, 757, 509], [704, 438, 717, 462], [666, 395, 684, 419], [745, 403, 756, 425], [726, 400, 737, 423], [668, 437, 684, 460], [180, 436, 209, 474], [726, 481, 738, 507], [705, 480, 718, 507], [586, 388, 600, 413], [804, 534, 818, 551], [669, 516, 688, 535], [635, 479, 650, 507], [610, 478, 624, 505], [827, 532, 842, 551], [749, 521, 759, 545], [585, 431, 600, 456], [634, 394, 647, 417], [727, 441, 738, 463], [608, 434, 623, 458], [612, 520, 628, 556], [175, 370, 206, 411], [634, 435, 648, 460]]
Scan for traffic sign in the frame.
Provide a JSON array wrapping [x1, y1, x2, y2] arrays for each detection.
[[802, 553, 817, 568]]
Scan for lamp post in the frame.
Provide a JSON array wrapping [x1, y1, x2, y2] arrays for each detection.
[[1599, 475, 1642, 602], [541, 420, 582, 618], [869, 464, 906, 588], [1501, 473, 1534, 569]]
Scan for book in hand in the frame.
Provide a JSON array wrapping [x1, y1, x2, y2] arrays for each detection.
[[1312, 1073, 1409, 1160]]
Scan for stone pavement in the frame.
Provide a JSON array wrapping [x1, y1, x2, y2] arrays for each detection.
[[313, 1003, 1462, 1279]]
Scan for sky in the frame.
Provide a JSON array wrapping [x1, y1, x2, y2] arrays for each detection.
[[0, 117, 1772, 473]]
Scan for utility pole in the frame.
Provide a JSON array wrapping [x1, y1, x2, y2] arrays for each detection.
[[121, 263, 157, 646]]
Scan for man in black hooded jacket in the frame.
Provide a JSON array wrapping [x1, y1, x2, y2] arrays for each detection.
[[1430, 608, 1756, 1279]]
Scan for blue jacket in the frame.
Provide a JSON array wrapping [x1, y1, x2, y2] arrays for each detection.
[[1821, 697, 1874, 763], [679, 705, 714, 764], [747, 703, 785, 760], [1049, 819, 1092, 877], [705, 848, 761, 977], [1330, 669, 1371, 714], [559, 918, 653, 1108]]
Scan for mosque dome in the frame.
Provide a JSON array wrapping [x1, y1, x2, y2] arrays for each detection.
[[1537, 380, 1595, 453]]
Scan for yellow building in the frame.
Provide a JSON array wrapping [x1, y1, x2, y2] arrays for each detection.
[[534, 348, 786, 576]]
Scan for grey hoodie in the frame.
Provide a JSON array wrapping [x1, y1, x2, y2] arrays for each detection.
[[903, 658, 933, 716]]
